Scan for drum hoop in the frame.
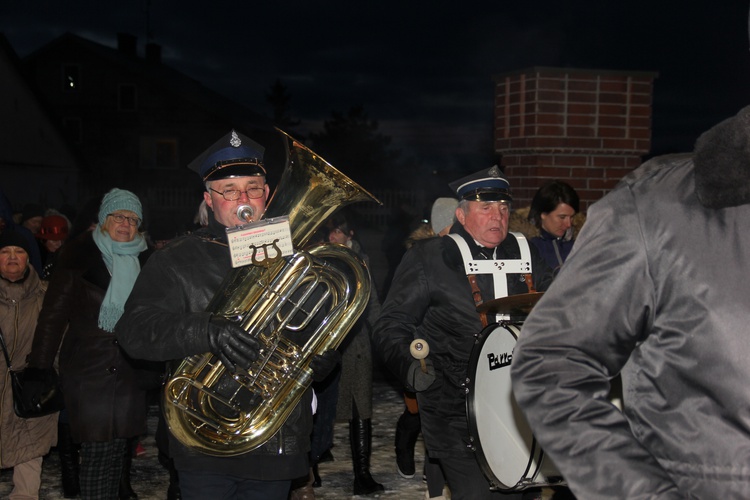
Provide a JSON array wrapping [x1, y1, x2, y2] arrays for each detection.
[[465, 321, 544, 492]]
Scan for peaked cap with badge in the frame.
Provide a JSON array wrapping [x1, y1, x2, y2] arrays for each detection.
[[188, 130, 266, 182], [449, 165, 512, 202]]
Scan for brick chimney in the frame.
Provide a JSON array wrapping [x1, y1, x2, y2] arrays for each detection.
[[494, 67, 658, 212]]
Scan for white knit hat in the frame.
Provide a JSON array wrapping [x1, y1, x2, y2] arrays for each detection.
[[430, 197, 459, 234]]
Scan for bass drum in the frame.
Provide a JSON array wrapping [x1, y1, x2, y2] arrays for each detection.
[[466, 322, 566, 492]]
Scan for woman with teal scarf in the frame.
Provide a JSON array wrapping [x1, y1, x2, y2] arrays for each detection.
[[27, 188, 153, 500]]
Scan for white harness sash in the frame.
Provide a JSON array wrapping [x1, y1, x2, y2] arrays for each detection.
[[448, 232, 532, 322]]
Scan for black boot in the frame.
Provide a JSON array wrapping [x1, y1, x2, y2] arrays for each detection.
[[312, 462, 321, 487], [119, 439, 138, 499], [350, 419, 385, 495], [57, 422, 80, 498], [394, 410, 421, 478]]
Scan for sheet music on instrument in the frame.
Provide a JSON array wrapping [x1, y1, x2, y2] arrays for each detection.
[[226, 216, 294, 268]]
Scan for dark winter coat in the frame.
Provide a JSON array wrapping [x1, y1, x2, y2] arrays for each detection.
[[373, 223, 553, 458], [511, 105, 750, 498], [115, 214, 313, 481], [335, 239, 380, 420], [28, 230, 151, 443]]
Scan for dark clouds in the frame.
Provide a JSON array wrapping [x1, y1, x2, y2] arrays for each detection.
[[3, 0, 750, 167]]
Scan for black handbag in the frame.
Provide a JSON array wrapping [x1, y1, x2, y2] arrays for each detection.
[[0, 326, 65, 418]]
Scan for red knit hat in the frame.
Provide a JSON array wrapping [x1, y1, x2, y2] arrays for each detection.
[[37, 215, 69, 241]]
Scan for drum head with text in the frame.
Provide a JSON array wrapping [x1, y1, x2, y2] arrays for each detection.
[[466, 323, 564, 491]]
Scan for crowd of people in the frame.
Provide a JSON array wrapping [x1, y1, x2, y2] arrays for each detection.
[[0, 188, 163, 500], [2, 91, 749, 500]]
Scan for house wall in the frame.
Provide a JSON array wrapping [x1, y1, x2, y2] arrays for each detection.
[[21, 34, 281, 236], [0, 35, 79, 210]]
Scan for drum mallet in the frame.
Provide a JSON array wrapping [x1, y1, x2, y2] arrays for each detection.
[[410, 339, 430, 373]]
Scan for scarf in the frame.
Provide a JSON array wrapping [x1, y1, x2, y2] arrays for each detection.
[[92, 227, 147, 332]]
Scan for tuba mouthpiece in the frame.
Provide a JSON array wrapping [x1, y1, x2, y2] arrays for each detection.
[[237, 205, 254, 222]]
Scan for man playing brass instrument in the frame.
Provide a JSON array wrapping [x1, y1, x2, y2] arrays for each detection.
[[116, 130, 339, 499], [373, 167, 554, 500]]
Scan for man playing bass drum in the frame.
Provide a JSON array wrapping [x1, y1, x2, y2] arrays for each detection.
[[373, 167, 554, 500]]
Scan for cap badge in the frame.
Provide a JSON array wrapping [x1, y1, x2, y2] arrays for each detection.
[[230, 130, 242, 148]]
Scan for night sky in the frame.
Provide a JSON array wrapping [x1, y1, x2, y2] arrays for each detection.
[[3, 0, 750, 169]]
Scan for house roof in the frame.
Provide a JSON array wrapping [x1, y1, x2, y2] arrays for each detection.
[[0, 32, 80, 169], [24, 32, 276, 132]]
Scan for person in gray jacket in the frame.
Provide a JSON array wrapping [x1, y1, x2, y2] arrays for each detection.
[[510, 104, 750, 498]]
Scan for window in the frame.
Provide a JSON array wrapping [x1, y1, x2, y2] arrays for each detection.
[[119, 84, 137, 111], [62, 65, 80, 91], [140, 137, 178, 169], [155, 140, 177, 169]]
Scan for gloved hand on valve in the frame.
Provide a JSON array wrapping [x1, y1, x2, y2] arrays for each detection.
[[310, 349, 341, 382], [207, 316, 260, 373]]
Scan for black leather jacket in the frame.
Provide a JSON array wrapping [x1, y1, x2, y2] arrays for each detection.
[[116, 215, 312, 480]]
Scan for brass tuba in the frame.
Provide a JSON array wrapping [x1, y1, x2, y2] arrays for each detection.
[[163, 130, 380, 456]]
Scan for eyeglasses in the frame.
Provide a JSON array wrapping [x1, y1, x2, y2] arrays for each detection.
[[108, 213, 141, 227], [209, 187, 265, 201]]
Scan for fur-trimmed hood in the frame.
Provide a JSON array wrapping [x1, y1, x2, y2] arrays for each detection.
[[694, 105, 750, 209], [509, 206, 586, 240]]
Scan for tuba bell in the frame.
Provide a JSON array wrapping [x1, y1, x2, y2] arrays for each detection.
[[163, 130, 380, 456]]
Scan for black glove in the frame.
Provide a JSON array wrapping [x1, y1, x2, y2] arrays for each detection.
[[309, 349, 341, 382], [406, 358, 436, 392], [207, 316, 260, 373]]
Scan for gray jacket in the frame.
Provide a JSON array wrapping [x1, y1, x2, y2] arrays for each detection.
[[0, 268, 57, 469], [511, 106, 750, 498]]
